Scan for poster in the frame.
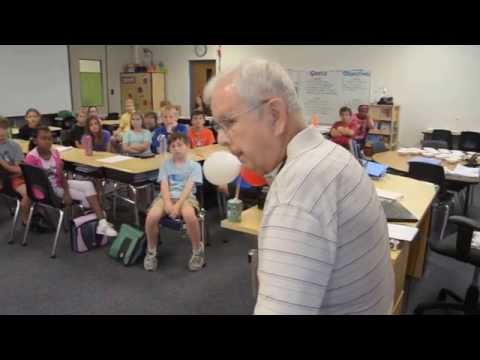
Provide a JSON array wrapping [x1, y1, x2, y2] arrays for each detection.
[[288, 68, 371, 125]]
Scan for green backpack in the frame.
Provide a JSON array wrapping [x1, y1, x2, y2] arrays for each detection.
[[108, 224, 146, 266]]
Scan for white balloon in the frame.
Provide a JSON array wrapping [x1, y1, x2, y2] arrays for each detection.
[[203, 151, 241, 185]]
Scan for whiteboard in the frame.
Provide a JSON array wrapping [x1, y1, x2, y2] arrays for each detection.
[[288, 68, 371, 125], [0, 45, 72, 117]]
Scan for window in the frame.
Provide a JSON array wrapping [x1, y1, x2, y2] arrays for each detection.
[[79, 60, 104, 107]]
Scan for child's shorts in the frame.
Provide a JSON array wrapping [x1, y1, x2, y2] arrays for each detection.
[[149, 196, 200, 215]]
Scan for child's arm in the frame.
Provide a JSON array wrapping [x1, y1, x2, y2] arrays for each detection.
[[173, 180, 194, 209], [337, 126, 354, 137], [0, 159, 21, 175], [160, 179, 174, 215], [75, 140, 83, 148], [129, 142, 150, 152], [330, 127, 340, 138]]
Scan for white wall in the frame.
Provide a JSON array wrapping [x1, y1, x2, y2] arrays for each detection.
[[106, 45, 133, 113], [141, 45, 480, 146], [0, 45, 71, 117], [69, 45, 133, 114]]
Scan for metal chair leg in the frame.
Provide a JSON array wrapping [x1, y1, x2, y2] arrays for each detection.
[[51, 209, 64, 259], [248, 249, 259, 299], [8, 199, 20, 244], [22, 203, 36, 246], [199, 211, 207, 247], [129, 185, 140, 227], [112, 182, 118, 220]]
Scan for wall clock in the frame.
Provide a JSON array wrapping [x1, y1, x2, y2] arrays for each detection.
[[194, 45, 208, 58]]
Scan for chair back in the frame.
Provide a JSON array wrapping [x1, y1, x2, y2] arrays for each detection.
[[421, 139, 448, 149], [20, 163, 61, 208], [431, 129, 453, 149], [408, 162, 447, 199], [459, 131, 480, 152]]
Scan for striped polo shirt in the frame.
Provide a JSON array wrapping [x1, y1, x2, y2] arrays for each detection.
[[254, 127, 394, 315]]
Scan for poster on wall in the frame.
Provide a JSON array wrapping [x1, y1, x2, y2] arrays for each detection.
[[288, 68, 371, 125]]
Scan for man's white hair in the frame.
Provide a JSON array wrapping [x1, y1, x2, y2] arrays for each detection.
[[203, 58, 302, 115]]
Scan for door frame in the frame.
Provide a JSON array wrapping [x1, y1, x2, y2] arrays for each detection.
[[189, 59, 216, 114]]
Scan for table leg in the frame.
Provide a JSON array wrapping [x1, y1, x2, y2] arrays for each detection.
[[464, 184, 471, 216]]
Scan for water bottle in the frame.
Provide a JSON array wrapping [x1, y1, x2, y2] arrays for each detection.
[[82, 135, 93, 156], [157, 134, 167, 155]]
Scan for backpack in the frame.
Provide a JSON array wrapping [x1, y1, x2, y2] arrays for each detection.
[[108, 224, 146, 266], [70, 213, 109, 253]]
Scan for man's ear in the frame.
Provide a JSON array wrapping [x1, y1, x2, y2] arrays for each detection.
[[269, 98, 288, 136]]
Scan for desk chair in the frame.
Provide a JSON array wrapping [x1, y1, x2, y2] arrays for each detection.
[[158, 183, 209, 248], [20, 164, 85, 258], [0, 170, 21, 244], [459, 132, 480, 153], [421, 139, 449, 150], [431, 130, 453, 150], [414, 215, 480, 314]]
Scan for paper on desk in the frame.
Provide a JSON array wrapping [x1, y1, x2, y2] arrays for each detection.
[[53, 145, 73, 152], [97, 155, 133, 163], [472, 231, 480, 250], [388, 223, 418, 242], [376, 188, 404, 201], [445, 164, 480, 178]]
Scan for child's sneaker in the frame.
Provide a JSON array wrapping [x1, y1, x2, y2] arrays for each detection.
[[188, 243, 205, 271], [97, 219, 118, 237], [144, 249, 158, 271]]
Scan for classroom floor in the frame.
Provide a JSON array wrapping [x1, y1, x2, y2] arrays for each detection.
[[0, 185, 478, 315]]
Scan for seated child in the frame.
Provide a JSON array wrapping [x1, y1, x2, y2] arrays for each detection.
[[330, 106, 355, 150], [144, 132, 204, 272], [144, 112, 159, 132], [87, 106, 103, 120], [0, 116, 31, 224], [18, 108, 42, 141], [69, 109, 88, 147], [188, 110, 215, 148], [151, 105, 188, 153], [110, 98, 135, 153], [122, 112, 153, 156], [83, 116, 111, 152], [25, 126, 117, 236]]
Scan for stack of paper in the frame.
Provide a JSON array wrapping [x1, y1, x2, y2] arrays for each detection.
[[376, 189, 404, 201], [388, 223, 418, 242], [408, 156, 442, 166], [445, 164, 480, 178], [97, 155, 133, 164]]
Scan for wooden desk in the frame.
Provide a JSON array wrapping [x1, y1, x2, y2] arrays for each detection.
[[373, 151, 480, 184], [221, 174, 437, 314], [191, 144, 226, 162], [102, 120, 120, 127], [12, 126, 62, 136]]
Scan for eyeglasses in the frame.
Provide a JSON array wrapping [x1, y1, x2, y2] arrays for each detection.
[[212, 99, 270, 133]]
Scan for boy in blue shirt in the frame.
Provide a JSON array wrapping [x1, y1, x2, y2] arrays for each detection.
[[151, 105, 188, 153], [144, 132, 204, 272]]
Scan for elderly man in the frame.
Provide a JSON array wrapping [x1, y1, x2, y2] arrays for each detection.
[[204, 59, 394, 315]]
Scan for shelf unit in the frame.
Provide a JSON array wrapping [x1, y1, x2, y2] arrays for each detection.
[[368, 104, 400, 150]]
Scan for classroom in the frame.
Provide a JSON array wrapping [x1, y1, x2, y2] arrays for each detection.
[[0, 45, 479, 315]]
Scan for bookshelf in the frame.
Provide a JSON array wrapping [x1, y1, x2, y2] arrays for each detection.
[[368, 104, 400, 150]]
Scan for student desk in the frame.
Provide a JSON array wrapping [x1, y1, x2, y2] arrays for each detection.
[[101, 120, 121, 129], [16, 139, 225, 183], [11, 126, 62, 136], [373, 150, 480, 215], [221, 174, 437, 314]]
